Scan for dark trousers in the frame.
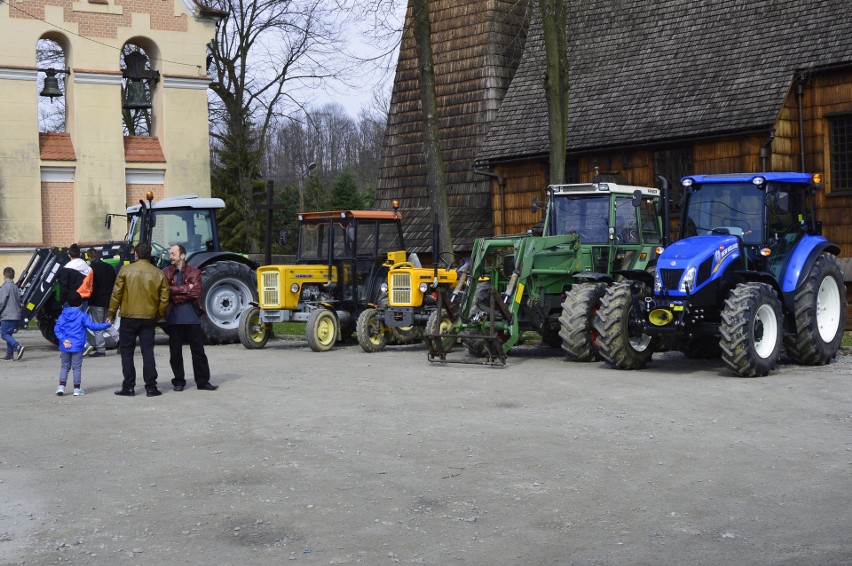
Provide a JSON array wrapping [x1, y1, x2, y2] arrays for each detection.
[[119, 318, 158, 391], [167, 324, 211, 387]]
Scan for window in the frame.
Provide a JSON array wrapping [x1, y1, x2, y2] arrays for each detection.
[[829, 114, 852, 194]]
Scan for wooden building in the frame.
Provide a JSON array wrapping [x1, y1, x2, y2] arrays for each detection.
[[379, 0, 852, 284], [375, 0, 531, 252]]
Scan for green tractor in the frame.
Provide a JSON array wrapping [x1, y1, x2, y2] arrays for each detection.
[[424, 179, 669, 365]]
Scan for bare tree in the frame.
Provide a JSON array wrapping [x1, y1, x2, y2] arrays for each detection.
[[207, 0, 345, 252], [539, 0, 570, 184], [37, 39, 66, 133]]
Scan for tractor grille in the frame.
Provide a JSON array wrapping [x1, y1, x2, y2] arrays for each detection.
[[261, 271, 280, 306], [659, 268, 684, 291], [391, 272, 412, 305]]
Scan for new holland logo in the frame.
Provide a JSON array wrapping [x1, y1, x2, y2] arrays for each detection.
[[713, 243, 738, 272]]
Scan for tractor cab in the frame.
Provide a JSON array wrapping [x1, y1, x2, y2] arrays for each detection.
[[680, 173, 818, 279]]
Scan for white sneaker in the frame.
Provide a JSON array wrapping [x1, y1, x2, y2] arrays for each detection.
[[73, 388, 84, 396], [83, 345, 94, 357], [56, 385, 65, 396]]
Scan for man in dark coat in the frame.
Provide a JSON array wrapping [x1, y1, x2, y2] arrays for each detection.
[[84, 248, 117, 356], [162, 244, 217, 392], [57, 243, 89, 307]]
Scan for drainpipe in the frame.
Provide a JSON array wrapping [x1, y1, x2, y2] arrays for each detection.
[[473, 165, 506, 235], [797, 76, 806, 172], [759, 129, 775, 172]]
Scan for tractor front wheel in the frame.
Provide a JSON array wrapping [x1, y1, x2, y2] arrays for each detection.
[[559, 282, 606, 362], [306, 308, 338, 352], [783, 253, 846, 365], [720, 282, 782, 377], [425, 309, 456, 352], [238, 306, 271, 349], [356, 308, 389, 352], [594, 282, 655, 370]]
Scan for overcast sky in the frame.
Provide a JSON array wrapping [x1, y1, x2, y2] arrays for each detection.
[[309, 2, 407, 118]]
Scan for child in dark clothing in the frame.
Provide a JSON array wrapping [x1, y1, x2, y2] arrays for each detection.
[[54, 298, 111, 396]]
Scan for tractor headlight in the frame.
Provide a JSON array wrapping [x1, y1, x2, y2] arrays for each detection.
[[419, 282, 429, 293], [380, 282, 388, 293], [654, 269, 662, 292], [290, 283, 299, 293], [679, 266, 696, 293]]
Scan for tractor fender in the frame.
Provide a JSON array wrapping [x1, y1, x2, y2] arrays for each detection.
[[780, 236, 839, 295], [186, 251, 259, 271], [612, 269, 654, 287], [731, 270, 782, 296], [572, 272, 615, 285]]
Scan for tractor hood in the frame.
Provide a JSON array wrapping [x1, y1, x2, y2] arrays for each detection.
[[656, 234, 741, 296]]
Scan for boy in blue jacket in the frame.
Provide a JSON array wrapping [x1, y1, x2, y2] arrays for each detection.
[[54, 297, 111, 396]]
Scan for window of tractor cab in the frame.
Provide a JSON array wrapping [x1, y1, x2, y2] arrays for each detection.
[[639, 198, 663, 244], [298, 222, 327, 260], [332, 220, 354, 259], [682, 183, 765, 245], [765, 183, 808, 239], [551, 195, 610, 243], [354, 220, 403, 258]]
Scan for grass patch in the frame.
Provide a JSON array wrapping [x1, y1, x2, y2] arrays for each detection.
[[273, 321, 305, 336]]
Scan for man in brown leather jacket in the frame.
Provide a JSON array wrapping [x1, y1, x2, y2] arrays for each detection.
[[162, 244, 217, 392], [107, 242, 170, 397]]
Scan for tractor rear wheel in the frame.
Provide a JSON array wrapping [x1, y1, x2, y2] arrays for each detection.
[[356, 308, 388, 352], [38, 314, 59, 345], [200, 261, 257, 345], [594, 282, 655, 370], [783, 253, 846, 365], [306, 308, 338, 352], [720, 282, 782, 377], [425, 309, 456, 352], [559, 282, 606, 362], [238, 306, 271, 349]]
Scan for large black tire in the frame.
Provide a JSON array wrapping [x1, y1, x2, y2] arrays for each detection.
[[594, 282, 655, 370], [38, 314, 59, 346], [306, 308, 338, 352], [356, 308, 388, 352], [200, 262, 257, 345], [425, 309, 456, 352], [783, 253, 846, 365], [720, 282, 782, 377], [238, 306, 271, 349], [559, 282, 606, 362], [539, 316, 563, 348]]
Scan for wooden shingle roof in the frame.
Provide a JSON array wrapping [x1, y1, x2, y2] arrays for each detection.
[[479, 0, 852, 162]]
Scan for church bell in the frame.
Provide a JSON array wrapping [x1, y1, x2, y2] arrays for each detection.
[[123, 79, 151, 110], [39, 69, 63, 100]]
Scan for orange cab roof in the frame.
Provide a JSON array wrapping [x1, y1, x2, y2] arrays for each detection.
[[297, 210, 401, 221]]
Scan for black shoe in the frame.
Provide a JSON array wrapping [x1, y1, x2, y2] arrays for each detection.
[[91, 351, 106, 358], [114, 389, 135, 397], [173, 385, 185, 392], [2, 355, 12, 361], [13, 345, 25, 360], [146, 389, 162, 397], [197, 383, 218, 391]]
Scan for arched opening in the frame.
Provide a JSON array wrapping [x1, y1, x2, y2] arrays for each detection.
[[121, 39, 160, 137], [36, 34, 69, 133]]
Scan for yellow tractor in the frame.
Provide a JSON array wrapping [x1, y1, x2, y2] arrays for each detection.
[[238, 209, 409, 352], [356, 258, 459, 352]]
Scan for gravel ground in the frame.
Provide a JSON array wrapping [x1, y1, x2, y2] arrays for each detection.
[[0, 331, 850, 565]]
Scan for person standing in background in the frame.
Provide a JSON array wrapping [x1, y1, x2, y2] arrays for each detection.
[[82, 248, 117, 357], [0, 267, 23, 361]]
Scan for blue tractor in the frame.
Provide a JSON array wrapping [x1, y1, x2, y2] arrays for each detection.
[[595, 172, 847, 377]]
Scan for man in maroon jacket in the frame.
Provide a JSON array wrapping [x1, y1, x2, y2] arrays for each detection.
[[163, 244, 217, 392]]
